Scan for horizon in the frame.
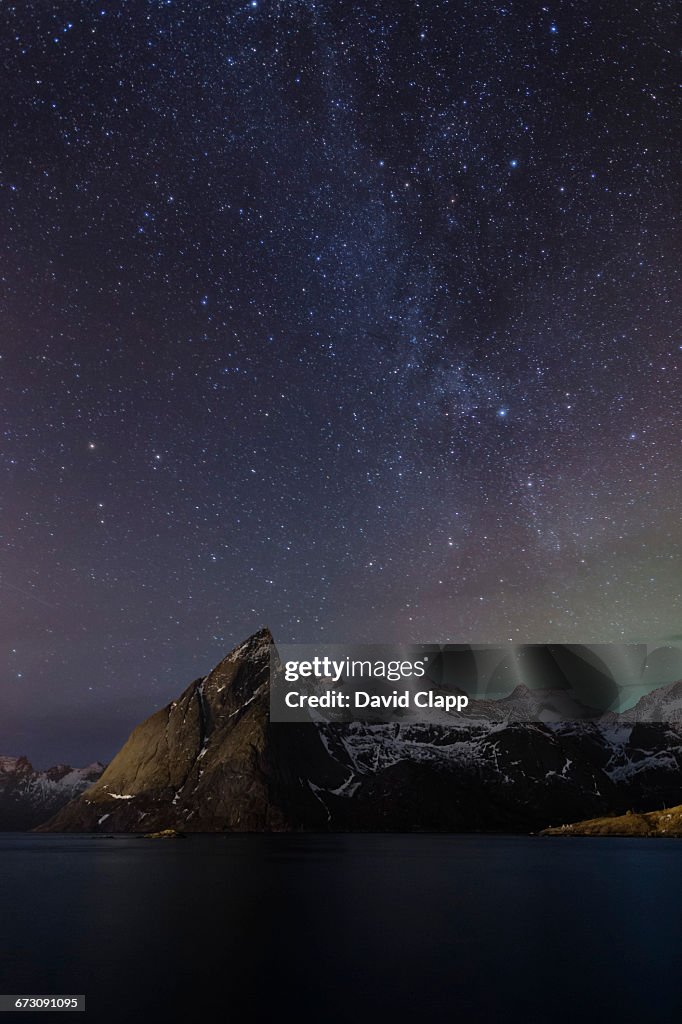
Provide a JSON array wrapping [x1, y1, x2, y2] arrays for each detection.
[[5, 631, 682, 768]]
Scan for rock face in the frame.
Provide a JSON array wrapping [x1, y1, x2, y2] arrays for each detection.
[[39, 629, 682, 833], [0, 755, 103, 830], [40, 629, 338, 833]]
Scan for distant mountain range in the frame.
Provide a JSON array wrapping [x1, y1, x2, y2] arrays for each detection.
[[0, 755, 103, 830], [31, 629, 682, 834]]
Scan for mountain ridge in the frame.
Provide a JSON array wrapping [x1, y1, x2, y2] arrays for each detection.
[[37, 629, 682, 834], [0, 755, 104, 830]]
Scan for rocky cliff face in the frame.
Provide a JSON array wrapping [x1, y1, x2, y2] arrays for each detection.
[[40, 629, 338, 833], [0, 755, 103, 830], [40, 629, 682, 833]]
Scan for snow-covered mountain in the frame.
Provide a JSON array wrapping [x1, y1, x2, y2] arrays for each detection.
[[0, 755, 104, 830], [39, 630, 682, 834]]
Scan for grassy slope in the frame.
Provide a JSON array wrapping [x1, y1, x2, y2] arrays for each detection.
[[543, 804, 682, 836]]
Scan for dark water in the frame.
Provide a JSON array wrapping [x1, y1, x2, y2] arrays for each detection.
[[0, 834, 680, 1023]]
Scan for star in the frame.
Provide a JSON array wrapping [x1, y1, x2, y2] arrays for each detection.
[[0, 0, 677, 763]]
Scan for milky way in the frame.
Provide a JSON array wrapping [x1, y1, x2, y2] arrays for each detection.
[[1, 1, 679, 762]]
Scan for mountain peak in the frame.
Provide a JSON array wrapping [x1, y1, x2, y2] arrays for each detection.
[[0, 755, 33, 775], [0, 757, 103, 830], [39, 627, 292, 833], [36, 633, 682, 836], [213, 626, 273, 666]]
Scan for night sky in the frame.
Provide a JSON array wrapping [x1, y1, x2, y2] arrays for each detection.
[[1, 1, 679, 765]]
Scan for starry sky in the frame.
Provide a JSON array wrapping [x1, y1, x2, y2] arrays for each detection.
[[1, 1, 680, 765]]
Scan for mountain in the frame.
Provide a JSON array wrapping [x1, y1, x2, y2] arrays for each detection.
[[39, 629, 336, 832], [39, 629, 682, 833], [0, 755, 104, 830], [613, 680, 682, 726]]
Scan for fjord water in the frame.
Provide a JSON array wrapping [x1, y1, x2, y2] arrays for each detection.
[[0, 834, 680, 1022]]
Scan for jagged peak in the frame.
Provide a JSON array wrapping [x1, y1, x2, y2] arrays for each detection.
[[638, 678, 682, 700], [209, 627, 273, 674], [0, 755, 33, 774], [500, 684, 531, 700], [232, 626, 274, 652], [163, 629, 275, 717]]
